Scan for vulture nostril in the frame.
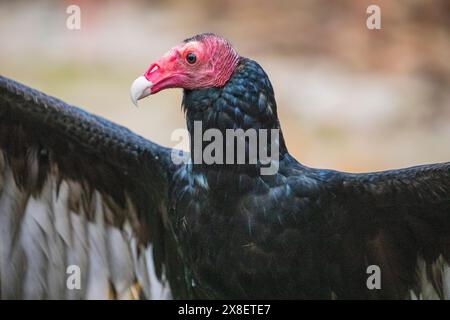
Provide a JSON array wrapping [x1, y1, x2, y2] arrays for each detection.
[[146, 64, 159, 76], [150, 65, 159, 73]]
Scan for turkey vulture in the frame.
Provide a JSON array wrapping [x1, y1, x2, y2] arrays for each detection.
[[1, 33, 450, 300]]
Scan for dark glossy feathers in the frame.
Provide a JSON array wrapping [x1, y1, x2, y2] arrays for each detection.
[[1, 56, 450, 300]]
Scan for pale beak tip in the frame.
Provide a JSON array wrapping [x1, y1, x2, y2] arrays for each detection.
[[131, 95, 139, 108], [130, 76, 153, 107]]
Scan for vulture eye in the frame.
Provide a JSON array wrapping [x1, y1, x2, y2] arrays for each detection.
[[186, 52, 197, 64]]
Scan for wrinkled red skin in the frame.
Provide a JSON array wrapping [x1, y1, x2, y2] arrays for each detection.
[[142, 35, 240, 94]]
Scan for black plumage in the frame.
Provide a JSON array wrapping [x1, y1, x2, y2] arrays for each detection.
[[1, 43, 450, 299]]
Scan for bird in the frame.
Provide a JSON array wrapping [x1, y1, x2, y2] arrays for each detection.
[[1, 32, 450, 300]]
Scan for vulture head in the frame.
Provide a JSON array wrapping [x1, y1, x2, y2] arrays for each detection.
[[131, 33, 240, 105], [130, 32, 286, 174]]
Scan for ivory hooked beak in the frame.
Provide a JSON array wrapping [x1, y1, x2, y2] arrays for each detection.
[[130, 76, 153, 107]]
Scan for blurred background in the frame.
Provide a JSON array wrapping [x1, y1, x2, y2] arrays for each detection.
[[0, 0, 449, 172]]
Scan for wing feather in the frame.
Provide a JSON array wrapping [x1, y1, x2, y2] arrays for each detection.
[[327, 163, 450, 299], [0, 76, 185, 299]]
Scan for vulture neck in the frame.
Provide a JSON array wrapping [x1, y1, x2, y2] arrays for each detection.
[[183, 57, 288, 182]]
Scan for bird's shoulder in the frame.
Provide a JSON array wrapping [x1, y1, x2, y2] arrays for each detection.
[[258, 159, 450, 228]]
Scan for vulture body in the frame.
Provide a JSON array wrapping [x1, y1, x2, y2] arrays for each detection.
[[1, 33, 450, 299]]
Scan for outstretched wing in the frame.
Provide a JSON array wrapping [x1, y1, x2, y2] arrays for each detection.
[[326, 163, 450, 299], [0, 76, 186, 299]]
